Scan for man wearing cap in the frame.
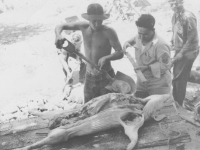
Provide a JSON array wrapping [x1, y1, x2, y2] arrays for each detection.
[[55, 3, 124, 103], [168, 0, 199, 106], [123, 14, 172, 98]]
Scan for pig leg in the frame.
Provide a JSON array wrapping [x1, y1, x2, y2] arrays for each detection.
[[118, 112, 144, 150], [15, 128, 71, 150]]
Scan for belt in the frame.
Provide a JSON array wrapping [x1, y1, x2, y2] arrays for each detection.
[[86, 68, 113, 78]]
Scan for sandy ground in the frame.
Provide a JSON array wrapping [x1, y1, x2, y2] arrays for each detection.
[[0, 0, 200, 111]]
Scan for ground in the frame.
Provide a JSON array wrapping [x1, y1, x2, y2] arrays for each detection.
[[0, 0, 200, 120]]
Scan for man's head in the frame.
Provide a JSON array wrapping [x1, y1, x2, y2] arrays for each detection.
[[168, 0, 184, 13], [81, 3, 110, 31], [135, 14, 155, 44]]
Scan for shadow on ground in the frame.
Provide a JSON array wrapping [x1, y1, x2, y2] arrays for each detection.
[[0, 24, 49, 45]]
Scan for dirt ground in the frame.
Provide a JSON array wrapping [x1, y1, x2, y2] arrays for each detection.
[[0, 0, 200, 111]]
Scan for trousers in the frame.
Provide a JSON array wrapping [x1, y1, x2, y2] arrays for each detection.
[[172, 50, 198, 105], [84, 68, 115, 103]]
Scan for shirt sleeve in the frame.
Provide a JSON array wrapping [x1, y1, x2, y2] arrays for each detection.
[[149, 44, 171, 78], [171, 14, 176, 46], [181, 16, 198, 53]]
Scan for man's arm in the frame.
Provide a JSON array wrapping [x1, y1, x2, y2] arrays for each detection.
[[179, 15, 198, 54], [104, 27, 124, 61], [55, 22, 82, 36], [170, 14, 176, 47], [55, 22, 86, 49], [123, 36, 136, 51], [149, 44, 171, 78], [126, 37, 136, 46], [97, 27, 123, 69]]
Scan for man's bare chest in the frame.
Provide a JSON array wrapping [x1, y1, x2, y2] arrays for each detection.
[[84, 32, 108, 48]]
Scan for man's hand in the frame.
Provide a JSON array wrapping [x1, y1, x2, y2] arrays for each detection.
[[173, 52, 183, 62], [123, 42, 132, 52], [135, 66, 149, 72], [55, 36, 65, 49], [98, 56, 108, 70]]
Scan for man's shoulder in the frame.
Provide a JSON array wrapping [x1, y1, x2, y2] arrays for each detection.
[[102, 25, 118, 36], [155, 34, 170, 47], [76, 21, 89, 27], [182, 10, 196, 20], [184, 10, 194, 17], [102, 25, 115, 32]]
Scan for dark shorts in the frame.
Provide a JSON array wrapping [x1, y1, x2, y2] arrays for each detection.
[[84, 68, 115, 103]]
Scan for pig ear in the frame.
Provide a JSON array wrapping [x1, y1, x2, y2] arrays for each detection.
[[118, 112, 135, 128], [118, 113, 144, 129], [122, 114, 145, 150]]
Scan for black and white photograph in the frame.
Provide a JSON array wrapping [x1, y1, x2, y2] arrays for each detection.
[[1, 0, 200, 149]]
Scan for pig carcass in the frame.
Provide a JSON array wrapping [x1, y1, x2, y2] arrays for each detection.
[[20, 93, 171, 150]]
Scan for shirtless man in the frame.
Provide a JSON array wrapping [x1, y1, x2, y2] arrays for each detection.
[[55, 3, 124, 103]]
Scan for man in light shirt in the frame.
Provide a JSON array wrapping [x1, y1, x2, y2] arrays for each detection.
[[169, 0, 199, 105], [123, 14, 172, 98]]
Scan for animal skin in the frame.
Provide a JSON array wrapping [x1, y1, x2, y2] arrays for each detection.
[[15, 105, 143, 150], [141, 94, 172, 120], [19, 93, 171, 150], [30, 93, 144, 129]]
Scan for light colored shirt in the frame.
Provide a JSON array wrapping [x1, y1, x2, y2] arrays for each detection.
[[132, 33, 172, 94], [133, 33, 171, 79], [171, 10, 199, 53]]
